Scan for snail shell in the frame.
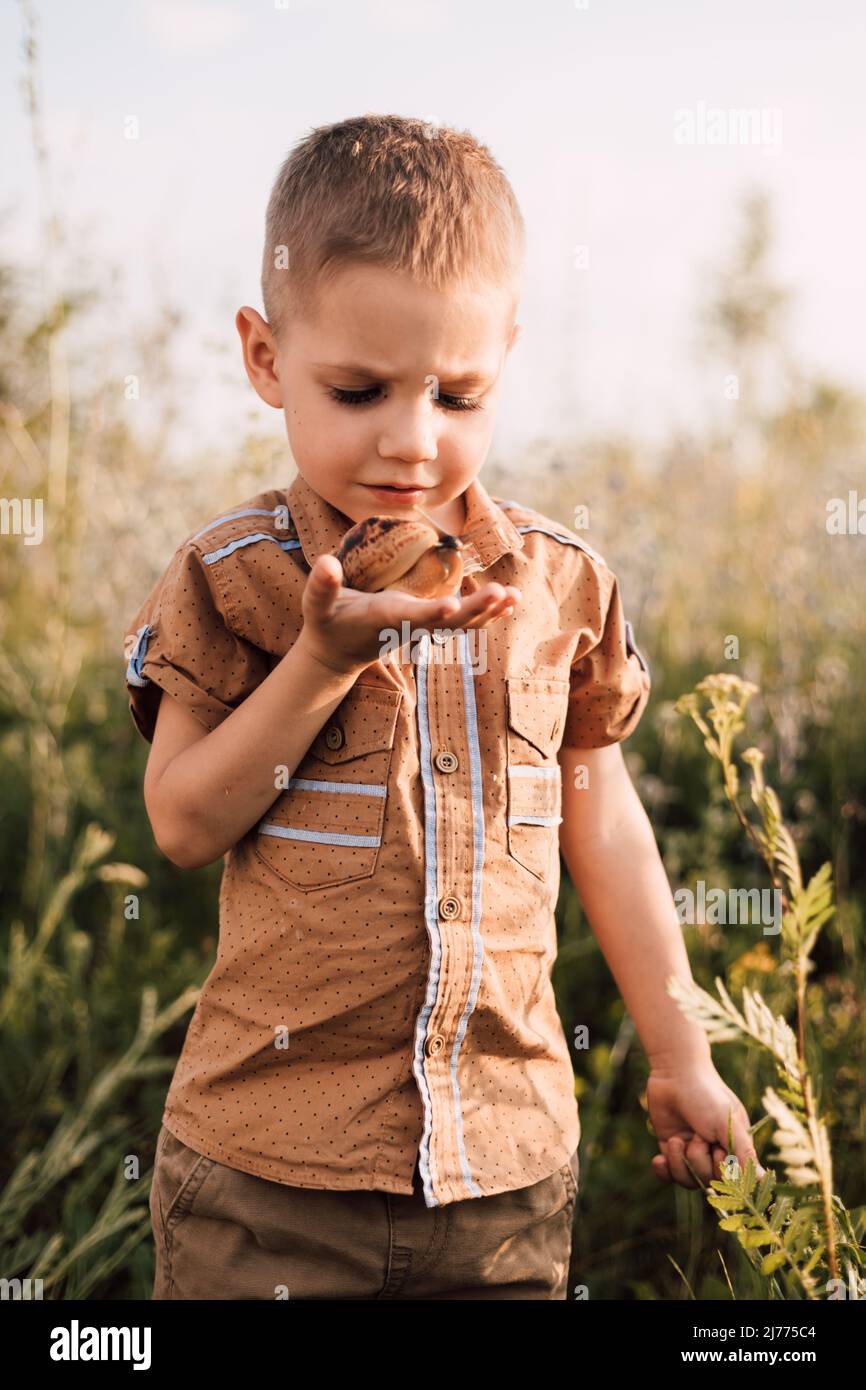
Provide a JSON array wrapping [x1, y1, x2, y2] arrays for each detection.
[[335, 516, 464, 598]]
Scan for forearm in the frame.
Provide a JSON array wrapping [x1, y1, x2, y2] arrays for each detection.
[[152, 633, 364, 867], [560, 801, 711, 1070]]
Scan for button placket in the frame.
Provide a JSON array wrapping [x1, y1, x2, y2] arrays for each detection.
[[419, 644, 476, 1201]]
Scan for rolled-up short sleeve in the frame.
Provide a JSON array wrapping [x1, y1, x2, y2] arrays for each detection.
[[561, 572, 651, 749], [122, 543, 271, 744]]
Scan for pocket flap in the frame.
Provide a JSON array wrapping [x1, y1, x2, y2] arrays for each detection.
[[507, 763, 562, 823], [506, 677, 570, 757], [311, 683, 402, 764]]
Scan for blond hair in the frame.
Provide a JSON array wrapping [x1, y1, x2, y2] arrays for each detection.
[[261, 113, 525, 338]]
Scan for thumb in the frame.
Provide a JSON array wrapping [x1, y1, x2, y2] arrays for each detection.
[[305, 553, 344, 618], [723, 1103, 766, 1180]]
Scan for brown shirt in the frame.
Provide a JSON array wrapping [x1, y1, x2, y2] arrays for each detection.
[[123, 471, 651, 1208]]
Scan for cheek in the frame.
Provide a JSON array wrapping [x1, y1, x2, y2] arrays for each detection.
[[282, 381, 317, 435], [285, 399, 366, 477], [448, 411, 496, 456]]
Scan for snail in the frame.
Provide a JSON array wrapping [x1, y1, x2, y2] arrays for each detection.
[[334, 516, 464, 598]]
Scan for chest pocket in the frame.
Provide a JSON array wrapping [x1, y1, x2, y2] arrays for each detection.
[[505, 676, 569, 882], [252, 683, 402, 892]]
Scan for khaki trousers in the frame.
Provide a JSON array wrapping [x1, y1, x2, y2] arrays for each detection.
[[150, 1124, 579, 1300]]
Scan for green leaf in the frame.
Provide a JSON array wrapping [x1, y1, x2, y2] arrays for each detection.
[[776, 1087, 806, 1108], [769, 1196, 792, 1232], [719, 1215, 746, 1231], [801, 1245, 826, 1275], [754, 1171, 775, 1212], [761, 1250, 789, 1274]]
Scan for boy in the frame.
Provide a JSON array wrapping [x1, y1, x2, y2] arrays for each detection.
[[124, 114, 761, 1301]]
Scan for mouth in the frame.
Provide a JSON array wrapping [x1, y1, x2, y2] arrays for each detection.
[[363, 483, 429, 498]]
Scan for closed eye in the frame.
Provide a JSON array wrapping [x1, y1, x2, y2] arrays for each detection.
[[327, 385, 483, 412]]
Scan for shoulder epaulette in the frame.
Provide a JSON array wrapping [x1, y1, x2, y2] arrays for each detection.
[[187, 500, 302, 567], [493, 497, 607, 567]]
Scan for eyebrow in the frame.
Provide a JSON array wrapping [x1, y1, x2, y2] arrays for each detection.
[[313, 361, 493, 387]]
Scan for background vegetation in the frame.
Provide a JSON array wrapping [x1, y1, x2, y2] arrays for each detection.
[[1, 18, 863, 1301]]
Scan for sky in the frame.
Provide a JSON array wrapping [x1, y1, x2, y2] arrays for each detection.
[[3, 0, 865, 464]]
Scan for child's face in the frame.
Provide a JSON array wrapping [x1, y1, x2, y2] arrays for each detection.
[[238, 263, 521, 534]]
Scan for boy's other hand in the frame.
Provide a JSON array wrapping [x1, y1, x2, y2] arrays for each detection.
[[645, 1061, 766, 1189], [298, 551, 521, 676]]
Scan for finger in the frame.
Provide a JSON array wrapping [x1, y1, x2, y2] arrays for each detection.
[[363, 589, 462, 630], [407, 590, 501, 634], [684, 1135, 714, 1187], [402, 594, 464, 624], [663, 1134, 700, 1189], [306, 553, 344, 619], [375, 583, 517, 636], [451, 582, 507, 624], [455, 585, 521, 630], [462, 596, 513, 630], [651, 1153, 673, 1184], [479, 586, 522, 626], [724, 1103, 767, 1180]]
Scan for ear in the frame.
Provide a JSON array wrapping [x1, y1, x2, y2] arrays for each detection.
[[236, 306, 283, 408], [507, 322, 522, 354]]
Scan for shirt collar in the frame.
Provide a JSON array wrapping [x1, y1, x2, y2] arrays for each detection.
[[285, 472, 525, 576]]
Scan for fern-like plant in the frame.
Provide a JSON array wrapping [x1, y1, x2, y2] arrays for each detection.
[[671, 674, 865, 1300]]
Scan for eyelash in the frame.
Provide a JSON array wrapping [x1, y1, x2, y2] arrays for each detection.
[[327, 386, 483, 412]]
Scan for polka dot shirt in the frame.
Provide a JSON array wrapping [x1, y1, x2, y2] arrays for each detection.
[[122, 471, 651, 1207]]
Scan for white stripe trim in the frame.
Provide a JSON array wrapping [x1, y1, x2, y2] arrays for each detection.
[[507, 765, 560, 778], [625, 618, 650, 676], [286, 777, 386, 796], [449, 631, 484, 1199], [125, 623, 152, 687], [412, 632, 443, 1208], [513, 523, 606, 566], [257, 823, 380, 847], [192, 506, 289, 540], [507, 815, 563, 826], [202, 532, 302, 564]]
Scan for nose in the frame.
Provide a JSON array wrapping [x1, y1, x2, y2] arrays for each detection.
[[378, 396, 438, 463]]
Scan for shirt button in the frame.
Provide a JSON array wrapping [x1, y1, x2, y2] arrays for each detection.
[[432, 629, 450, 644], [424, 1033, 446, 1057], [438, 895, 461, 919], [324, 724, 344, 750], [434, 750, 459, 773]]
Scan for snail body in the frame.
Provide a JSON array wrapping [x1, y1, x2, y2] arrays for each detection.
[[335, 516, 463, 598]]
